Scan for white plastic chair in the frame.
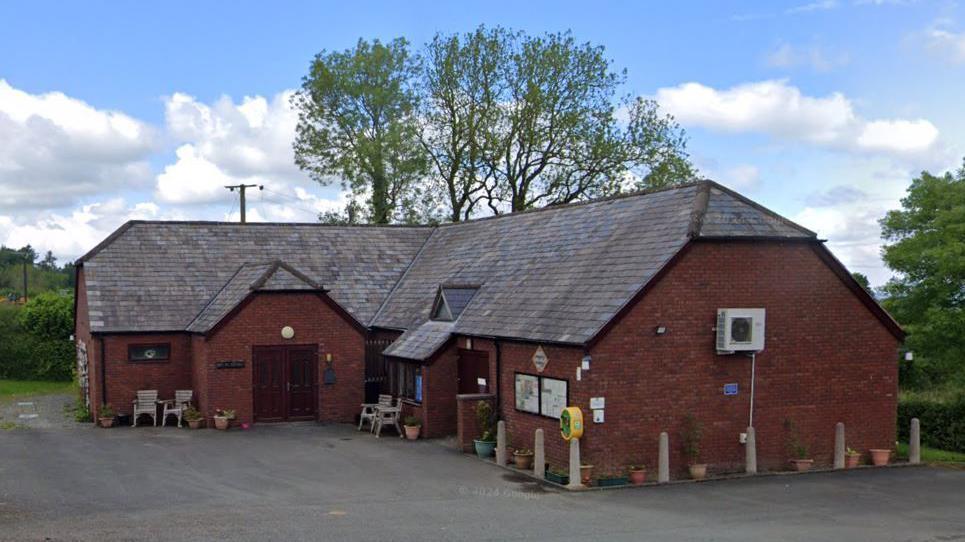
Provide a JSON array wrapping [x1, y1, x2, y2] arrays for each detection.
[[359, 394, 394, 432], [132, 390, 158, 427], [162, 390, 193, 427]]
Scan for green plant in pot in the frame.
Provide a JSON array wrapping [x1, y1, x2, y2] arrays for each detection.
[[403, 416, 422, 440], [513, 448, 534, 470], [785, 418, 813, 471], [98, 403, 116, 428], [845, 447, 861, 468], [682, 414, 706, 480], [183, 406, 203, 429], [473, 401, 496, 458], [214, 408, 235, 430]]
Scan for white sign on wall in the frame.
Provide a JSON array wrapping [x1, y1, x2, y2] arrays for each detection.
[[590, 397, 605, 410], [532, 346, 549, 373]]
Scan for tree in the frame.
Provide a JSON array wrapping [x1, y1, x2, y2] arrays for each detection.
[[39, 250, 57, 271], [19, 291, 73, 340], [420, 26, 507, 222], [851, 272, 872, 294], [880, 161, 965, 387], [293, 38, 427, 224]]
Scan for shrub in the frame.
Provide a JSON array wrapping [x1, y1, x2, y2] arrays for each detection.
[[404, 416, 421, 427], [475, 400, 495, 442], [99, 403, 116, 418], [898, 392, 965, 453], [681, 414, 702, 464], [0, 295, 74, 381]]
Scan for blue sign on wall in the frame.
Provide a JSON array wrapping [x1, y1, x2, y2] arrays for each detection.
[[723, 383, 739, 396]]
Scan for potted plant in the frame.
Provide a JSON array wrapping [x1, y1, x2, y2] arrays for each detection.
[[183, 406, 203, 429], [513, 448, 535, 470], [473, 401, 496, 458], [785, 418, 814, 471], [597, 474, 629, 487], [403, 416, 422, 440], [869, 448, 891, 466], [214, 408, 235, 430], [845, 447, 861, 468], [580, 464, 594, 485], [545, 466, 569, 485], [98, 403, 116, 428], [682, 414, 707, 480], [628, 465, 647, 485]]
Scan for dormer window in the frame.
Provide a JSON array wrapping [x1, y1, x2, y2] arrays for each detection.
[[430, 285, 478, 322]]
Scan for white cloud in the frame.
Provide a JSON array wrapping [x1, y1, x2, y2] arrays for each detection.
[[655, 79, 940, 158], [0, 79, 155, 209], [786, 0, 838, 14], [765, 43, 850, 72], [923, 23, 965, 63], [718, 164, 761, 190], [0, 198, 166, 260]]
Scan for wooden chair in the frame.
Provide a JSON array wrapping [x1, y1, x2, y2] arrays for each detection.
[[161, 390, 193, 428], [373, 405, 403, 438], [132, 390, 158, 427], [359, 394, 394, 432]]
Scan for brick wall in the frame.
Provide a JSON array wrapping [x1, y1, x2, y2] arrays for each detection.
[[99, 333, 194, 423], [587, 240, 900, 476], [457, 394, 495, 452], [201, 291, 365, 425], [421, 348, 459, 437]]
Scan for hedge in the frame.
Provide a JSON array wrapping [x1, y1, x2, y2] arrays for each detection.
[[898, 394, 965, 453]]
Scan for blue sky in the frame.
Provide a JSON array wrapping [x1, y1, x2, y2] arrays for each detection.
[[1, 0, 963, 285]]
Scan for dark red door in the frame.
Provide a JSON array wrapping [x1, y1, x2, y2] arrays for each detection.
[[457, 349, 490, 394], [253, 345, 317, 422], [287, 346, 317, 420]]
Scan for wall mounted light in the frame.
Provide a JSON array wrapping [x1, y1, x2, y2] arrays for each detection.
[[655, 326, 667, 336]]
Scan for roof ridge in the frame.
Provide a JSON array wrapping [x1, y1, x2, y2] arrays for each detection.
[[688, 182, 712, 238], [185, 262, 251, 331], [702, 180, 817, 238], [369, 226, 439, 325], [250, 260, 323, 291]]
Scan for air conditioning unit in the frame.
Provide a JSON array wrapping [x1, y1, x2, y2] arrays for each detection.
[[716, 308, 765, 354]]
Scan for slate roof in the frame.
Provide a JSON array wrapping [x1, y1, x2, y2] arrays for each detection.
[[79, 181, 819, 352], [80, 223, 432, 332], [382, 320, 455, 360], [185, 261, 322, 333]]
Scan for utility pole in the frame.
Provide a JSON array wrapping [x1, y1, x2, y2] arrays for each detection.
[[224, 184, 263, 223]]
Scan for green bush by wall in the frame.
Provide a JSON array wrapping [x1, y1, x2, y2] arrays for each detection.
[[898, 393, 965, 453]]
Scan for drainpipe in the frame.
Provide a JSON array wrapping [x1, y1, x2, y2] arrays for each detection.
[[494, 338, 502, 418], [99, 336, 107, 406]]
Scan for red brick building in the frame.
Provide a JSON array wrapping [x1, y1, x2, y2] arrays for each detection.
[[75, 181, 903, 476]]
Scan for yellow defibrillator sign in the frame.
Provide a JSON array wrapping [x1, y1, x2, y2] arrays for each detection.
[[560, 407, 584, 440]]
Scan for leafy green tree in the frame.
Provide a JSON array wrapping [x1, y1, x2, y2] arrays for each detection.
[[880, 161, 965, 387], [851, 272, 872, 294], [293, 38, 427, 224], [19, 291, 73, 340]]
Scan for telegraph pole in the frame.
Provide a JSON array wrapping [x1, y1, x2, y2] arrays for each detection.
[[224, 184, 263, 223]]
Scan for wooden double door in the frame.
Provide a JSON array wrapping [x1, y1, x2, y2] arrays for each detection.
[[253, 345, 317, 422]]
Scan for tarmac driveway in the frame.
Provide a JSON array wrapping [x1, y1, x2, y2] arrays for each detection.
[[1, 396, 964, 541]]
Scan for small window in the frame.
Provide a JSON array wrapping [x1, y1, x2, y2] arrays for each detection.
[[129, 344, 170, 362], [388, 360, 423, 402], [514, 372, 568, 419]]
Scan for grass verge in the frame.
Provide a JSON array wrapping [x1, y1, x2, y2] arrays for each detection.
[[896, 442, 965, 463], [0, 379, 74, 401]]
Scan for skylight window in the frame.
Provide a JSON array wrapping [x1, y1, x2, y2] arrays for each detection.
[[430, 285, 478, 321]]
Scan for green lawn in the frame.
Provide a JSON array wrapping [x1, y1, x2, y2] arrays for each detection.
[[896, 442, 965, 463], [0, 379, 74, 401]]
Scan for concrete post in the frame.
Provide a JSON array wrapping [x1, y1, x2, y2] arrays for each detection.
[[567, 437, 582, 489], [745, 426, 757, 474], [533, 428, 545, 480], [658, 432, 670, 483], [910, 418, 921, 465], [495, 420, 507, 465], [834, 422, 846, 470]]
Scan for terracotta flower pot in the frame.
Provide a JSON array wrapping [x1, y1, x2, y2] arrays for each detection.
[[629, 468, 647, 485], [580, 465, 594, 485], [689, 463, 708, 480], [187, 419, 203, 430], [790, 459, 814, 472], [404, 425, 421, 440], [98, 417, 114, 428], [845, 453, 861, 468], [869, 449, 891, 466], [214, 416, 230, 430], [514, 452, 534, 470]]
